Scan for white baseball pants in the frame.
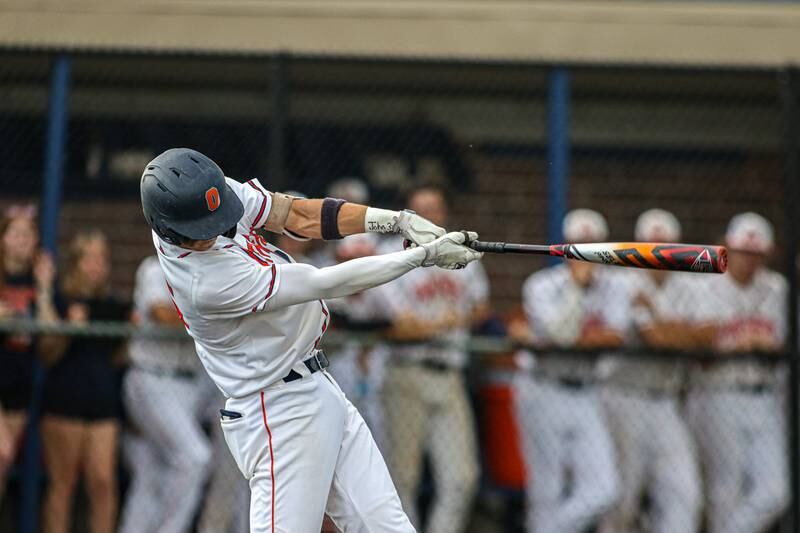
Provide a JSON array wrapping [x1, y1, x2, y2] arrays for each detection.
[[601, 387, 702, 533], [221, 369, 414, 533], [513, 374, 619, 533], [119, 368, 214, 533], [687, 388, 789, 533]]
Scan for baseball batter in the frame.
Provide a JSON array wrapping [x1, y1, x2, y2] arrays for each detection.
[[139, 148, 483, 533], [600, 209, 702, 533], [687, 212, 789, 533], [513, 208, 622, 533]]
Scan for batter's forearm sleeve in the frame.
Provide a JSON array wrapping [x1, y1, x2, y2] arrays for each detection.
[[265, 247, 426, 310]]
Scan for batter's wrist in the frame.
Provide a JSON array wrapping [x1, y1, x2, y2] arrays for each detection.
[[406, 245, 427, 267], [364, 207, 401, 234]]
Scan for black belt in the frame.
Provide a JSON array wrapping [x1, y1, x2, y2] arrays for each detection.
[[393, 358, 456, 372], [138, 366, 196, 380], [283, 351, 329, 383], [736, 383, 772, 394], [557, 377, 592, 390], [420, 360, 454, 372]]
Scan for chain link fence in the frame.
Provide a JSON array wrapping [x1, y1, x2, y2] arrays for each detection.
[[0, 50, 798, 533]]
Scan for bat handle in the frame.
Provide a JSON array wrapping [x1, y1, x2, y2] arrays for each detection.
[[466, 238, 506, 254]]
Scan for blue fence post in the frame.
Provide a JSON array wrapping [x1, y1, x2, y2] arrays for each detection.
[[41, 54, 72, 253], [19, 53, 72, 533], [547, 66, 570, 255]]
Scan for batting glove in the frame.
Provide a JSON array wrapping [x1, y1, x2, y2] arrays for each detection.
[[421, 231, 483, 270], [365, 208, 446, 245]]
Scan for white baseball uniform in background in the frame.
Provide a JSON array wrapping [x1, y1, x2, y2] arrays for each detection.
[[120, 256, 230, 533], [153, 178, 415, 533], [380, 258, 488, 533], [600, 271, 702, 533], [513, 263, 622, 533], [687, 269, 789, 533], [326, 284, 393, 453]]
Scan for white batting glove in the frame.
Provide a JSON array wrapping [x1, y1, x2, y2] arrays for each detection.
[[365, 208, 446, 245], [421, 231, 483, 270]]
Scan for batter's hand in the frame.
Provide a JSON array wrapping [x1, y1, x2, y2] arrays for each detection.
[[421, 231, 483, 270], [395, 210, 446, 246]]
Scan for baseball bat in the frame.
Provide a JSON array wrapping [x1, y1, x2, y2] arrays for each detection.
[[467, 240, 727, 273]]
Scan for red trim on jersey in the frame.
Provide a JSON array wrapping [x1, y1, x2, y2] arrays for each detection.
[[313, 301, 330, 348], [247, 180, 268, 228], [177, 251, 192, 259], [158, 245, 166, 255], [165, 282, 174, 296], [260, 391, 276, 533], [252, 264, 278, 313], [266, 264, 277, 299], [241, 245, 272, 267]]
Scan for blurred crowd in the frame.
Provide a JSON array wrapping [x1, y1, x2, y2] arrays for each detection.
[[0, 179, 791, 533]]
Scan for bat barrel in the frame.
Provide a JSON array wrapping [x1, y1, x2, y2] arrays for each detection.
[[468, 239, 727, 274], [562, 242, 728, 274]]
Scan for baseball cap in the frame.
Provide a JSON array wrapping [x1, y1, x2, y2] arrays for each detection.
[[725, 212, 773, 254], [635, 208, 681, 242], [563, 209, 609, 242]]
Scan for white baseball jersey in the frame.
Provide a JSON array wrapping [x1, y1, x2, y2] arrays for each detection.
[[381, 257, 489, 368], [153, 177, 330, 398], [692, 267, 787, 388], [128, 256, 198, 372], [604, 271, 701, 392], [523, 264, 630, 381]]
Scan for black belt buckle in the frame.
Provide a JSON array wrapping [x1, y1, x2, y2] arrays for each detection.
[[310, 350, 328, 372], [285, 351, 329, 383]]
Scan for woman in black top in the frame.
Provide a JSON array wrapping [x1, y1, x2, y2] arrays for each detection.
[[0, 204, 62, 504], [41, 230, 128, 533]]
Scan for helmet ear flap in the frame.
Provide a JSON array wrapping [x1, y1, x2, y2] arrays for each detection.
[[149, 216, 187, 245], [223, 225, 237, 239]]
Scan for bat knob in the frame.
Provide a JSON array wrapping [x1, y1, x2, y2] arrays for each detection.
[[461, 231, 475, 246]]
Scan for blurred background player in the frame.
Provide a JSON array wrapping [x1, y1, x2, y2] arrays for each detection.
[[41, 230, 129, 533], [512, 208, 622, 533], [381, 185, 488, 533], [119, 254, 216, 533], [599, 209, 703, 533], [0, 205, 62, 508], [687, 212, 789, 533], [325, 234, 393, 451]]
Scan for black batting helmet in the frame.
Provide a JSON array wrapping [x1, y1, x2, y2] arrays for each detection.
[[141, 148, 244, 244]]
